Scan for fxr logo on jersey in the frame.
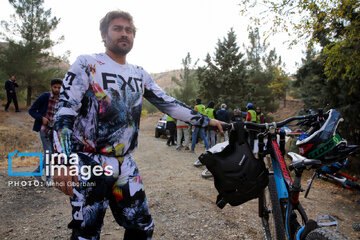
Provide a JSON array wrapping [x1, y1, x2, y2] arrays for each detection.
[[101, 72, 142, 92]]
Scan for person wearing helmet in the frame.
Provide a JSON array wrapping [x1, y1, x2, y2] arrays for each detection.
[[246, 103, 257, 151]]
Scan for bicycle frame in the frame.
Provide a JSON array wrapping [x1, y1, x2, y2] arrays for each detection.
[[259, 129, 309, 239]]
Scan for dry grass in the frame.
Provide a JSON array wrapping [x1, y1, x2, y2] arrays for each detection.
[[0, 110, 42, 169]]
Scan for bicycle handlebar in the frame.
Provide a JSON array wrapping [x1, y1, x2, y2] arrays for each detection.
[[222, 115, 311, 131]]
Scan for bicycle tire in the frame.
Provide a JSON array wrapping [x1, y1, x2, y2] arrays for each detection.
[[201, 168, 213, 178], [353, 222, 360, 232], [261, 174, 286, 240], [305, 227, 348, 240]]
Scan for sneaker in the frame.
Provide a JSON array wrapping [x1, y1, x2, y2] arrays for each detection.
[[176, 146, 182, 150], [184, 147, 190, 150], [5, 109, 8, 112], [166, 142, 171, 146], [15, 110, 21, 112]]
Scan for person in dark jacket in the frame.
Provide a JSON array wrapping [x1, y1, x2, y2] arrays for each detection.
[[4, 75, 20, 112], [216, 103, 230, 142], [29, 78, 62, 185]]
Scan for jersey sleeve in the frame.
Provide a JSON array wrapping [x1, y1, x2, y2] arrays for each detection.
[[142, 71, 209, 127], [54, 56, 90, 156]]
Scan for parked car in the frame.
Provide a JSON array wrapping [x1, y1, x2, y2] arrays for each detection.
[[155, 115, 169, 138]]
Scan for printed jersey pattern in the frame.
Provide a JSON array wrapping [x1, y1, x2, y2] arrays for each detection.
[[54, 53, 209, 157]]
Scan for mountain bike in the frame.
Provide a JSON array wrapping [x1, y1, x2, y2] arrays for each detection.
[[220, 113, 348, 240], [304, 161, 360, 198]]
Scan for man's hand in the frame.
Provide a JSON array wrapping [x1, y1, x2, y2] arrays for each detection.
[[209, 119, 225, 134], [42, 117, 49, 125], [53, 166, 78, 197]]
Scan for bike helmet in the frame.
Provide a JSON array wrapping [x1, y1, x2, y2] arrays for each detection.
[[246, 103, 253, 108], [296, 109, 347, 163]]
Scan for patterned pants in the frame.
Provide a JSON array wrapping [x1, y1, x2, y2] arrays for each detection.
[[68, 152, 154, 240]]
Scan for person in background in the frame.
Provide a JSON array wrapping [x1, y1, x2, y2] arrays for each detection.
[[190, 98, 210, 152], [231, 108, 243, 123], [29, 78, 62, 185], [256, 106, 265, 124], [4, 75, 20, 112], [298, 105, 309, 115], [205, 101, 216, 147], [166, 114, 176, 146], [246, 103, 257, 151], [176, 119, 189, 150], [216, 103, 230, 142]]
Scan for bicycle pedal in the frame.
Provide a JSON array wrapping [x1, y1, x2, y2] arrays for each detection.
[[316, 215, 338, 231]]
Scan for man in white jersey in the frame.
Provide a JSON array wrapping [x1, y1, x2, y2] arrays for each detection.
[[53, 10, 223, 240]]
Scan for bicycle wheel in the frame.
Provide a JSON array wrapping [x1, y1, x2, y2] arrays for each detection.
[[305, 228, 348, 240], [261, 174, 286, 240], [201, 168, 213, 178]]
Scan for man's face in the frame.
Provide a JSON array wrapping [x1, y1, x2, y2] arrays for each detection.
[[51, 84, 61, 96], [103, 17, 135, 56], [10, 76, 15, 81]]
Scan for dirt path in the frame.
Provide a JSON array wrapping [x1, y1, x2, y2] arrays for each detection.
[[1, 111, 359, 239]]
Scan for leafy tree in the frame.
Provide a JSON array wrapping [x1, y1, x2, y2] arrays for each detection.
[[197, 28, 248, 110], [171, 53, 199, 106], [0, 0, 64, 106], [239, 0, 360, 145]]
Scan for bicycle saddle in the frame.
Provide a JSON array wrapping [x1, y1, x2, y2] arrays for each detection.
[[288, 152, 322, 170]]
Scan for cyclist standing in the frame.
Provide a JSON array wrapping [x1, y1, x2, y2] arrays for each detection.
[[52, 10, 223, 240]]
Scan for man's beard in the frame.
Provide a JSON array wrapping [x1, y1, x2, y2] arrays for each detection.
[[106, 36, 133, 56]]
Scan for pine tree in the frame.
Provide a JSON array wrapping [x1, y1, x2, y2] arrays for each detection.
[[245, 28, 279, 113], [197, 28, 248, 110], [0, 0, 64, 106]]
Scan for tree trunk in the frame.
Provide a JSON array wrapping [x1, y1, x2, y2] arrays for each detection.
[[27, 84, 32, 107]]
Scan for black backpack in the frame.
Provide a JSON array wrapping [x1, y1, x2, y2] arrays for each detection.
[[199, 122, 269, 208]]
